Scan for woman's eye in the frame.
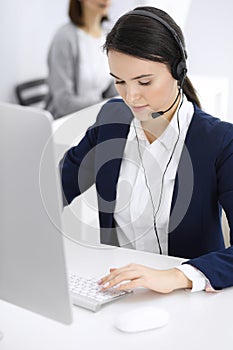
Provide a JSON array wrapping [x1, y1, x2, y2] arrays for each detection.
[[115, 80, 151, 86], [139, 81, 151, 86]]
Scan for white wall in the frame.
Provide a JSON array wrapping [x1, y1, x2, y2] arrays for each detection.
[[110, 0, 143, 21], [0, 0, 68, 103], [184, 0, 233, 121]]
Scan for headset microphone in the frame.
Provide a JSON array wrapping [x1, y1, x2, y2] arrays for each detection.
[[151, 89, 181, 119]]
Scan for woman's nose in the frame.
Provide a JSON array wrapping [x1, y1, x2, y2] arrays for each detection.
[[125, 86, 141, 105]]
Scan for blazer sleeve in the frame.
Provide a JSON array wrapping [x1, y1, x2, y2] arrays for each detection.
[[47, 26, 101, 118], [184, 123, 233, 290]]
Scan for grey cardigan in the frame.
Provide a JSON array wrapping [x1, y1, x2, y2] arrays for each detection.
[[46, 22, 116, 119]]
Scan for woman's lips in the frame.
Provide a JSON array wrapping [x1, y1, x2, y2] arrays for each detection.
[[131, 105, 149, 112]]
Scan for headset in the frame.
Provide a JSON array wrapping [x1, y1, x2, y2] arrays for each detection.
[[128, 9, 187, 254], [127, 9, 188, 87]]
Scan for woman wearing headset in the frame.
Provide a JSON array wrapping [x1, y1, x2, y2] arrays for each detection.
[[61, 7, 233, 293], [46, 0, 116, 119]]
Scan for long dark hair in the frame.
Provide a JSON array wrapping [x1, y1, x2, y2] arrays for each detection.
[[69, 0, 108, 27], [104, 6, 201, 108]]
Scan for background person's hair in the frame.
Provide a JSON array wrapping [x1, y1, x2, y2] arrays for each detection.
[[69, 0, 108, 27], [104, 6, 201, 108]]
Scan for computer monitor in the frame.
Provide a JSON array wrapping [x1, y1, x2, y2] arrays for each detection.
[[0, 102, 73, 328]]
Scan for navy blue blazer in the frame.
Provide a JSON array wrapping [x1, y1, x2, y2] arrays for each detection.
[[61, 99, 233, 290]]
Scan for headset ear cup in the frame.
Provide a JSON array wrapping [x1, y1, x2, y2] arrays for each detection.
[[171, 59, 187, 82], [177, 59, 187, 83]]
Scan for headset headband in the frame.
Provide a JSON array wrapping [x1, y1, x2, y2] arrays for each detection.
[[127, 9, 187, 85]]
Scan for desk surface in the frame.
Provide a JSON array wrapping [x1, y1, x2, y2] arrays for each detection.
[[1, 238, 233, 350]]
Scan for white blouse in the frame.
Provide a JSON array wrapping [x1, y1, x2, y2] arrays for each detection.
[[114, 94, 193, 254]]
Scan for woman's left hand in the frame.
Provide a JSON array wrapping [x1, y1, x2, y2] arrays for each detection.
[[98, 263, 192, 294]]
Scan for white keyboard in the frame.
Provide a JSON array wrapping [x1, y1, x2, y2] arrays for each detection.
[[69, 273, 132, 312]]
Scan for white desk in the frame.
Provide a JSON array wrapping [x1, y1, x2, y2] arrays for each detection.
[[1, 238, 233, 350]]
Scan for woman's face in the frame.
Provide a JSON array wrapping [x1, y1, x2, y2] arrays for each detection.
[[81, 0, 111, 16], [108, 50, 178, 122]]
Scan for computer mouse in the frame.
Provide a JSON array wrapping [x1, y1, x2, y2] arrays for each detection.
[[114, 306, 170, 333]]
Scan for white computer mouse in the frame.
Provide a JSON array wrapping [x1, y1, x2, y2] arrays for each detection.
[[114, 306, 170, 333]]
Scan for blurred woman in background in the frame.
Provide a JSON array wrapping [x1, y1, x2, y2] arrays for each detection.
[[46, 0, 116, 119]]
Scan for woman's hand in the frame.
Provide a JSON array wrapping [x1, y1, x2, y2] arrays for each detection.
[[99, 263, 192, 294]]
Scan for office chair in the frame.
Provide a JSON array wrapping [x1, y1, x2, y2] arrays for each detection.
[[15, 78, 48, 108]]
